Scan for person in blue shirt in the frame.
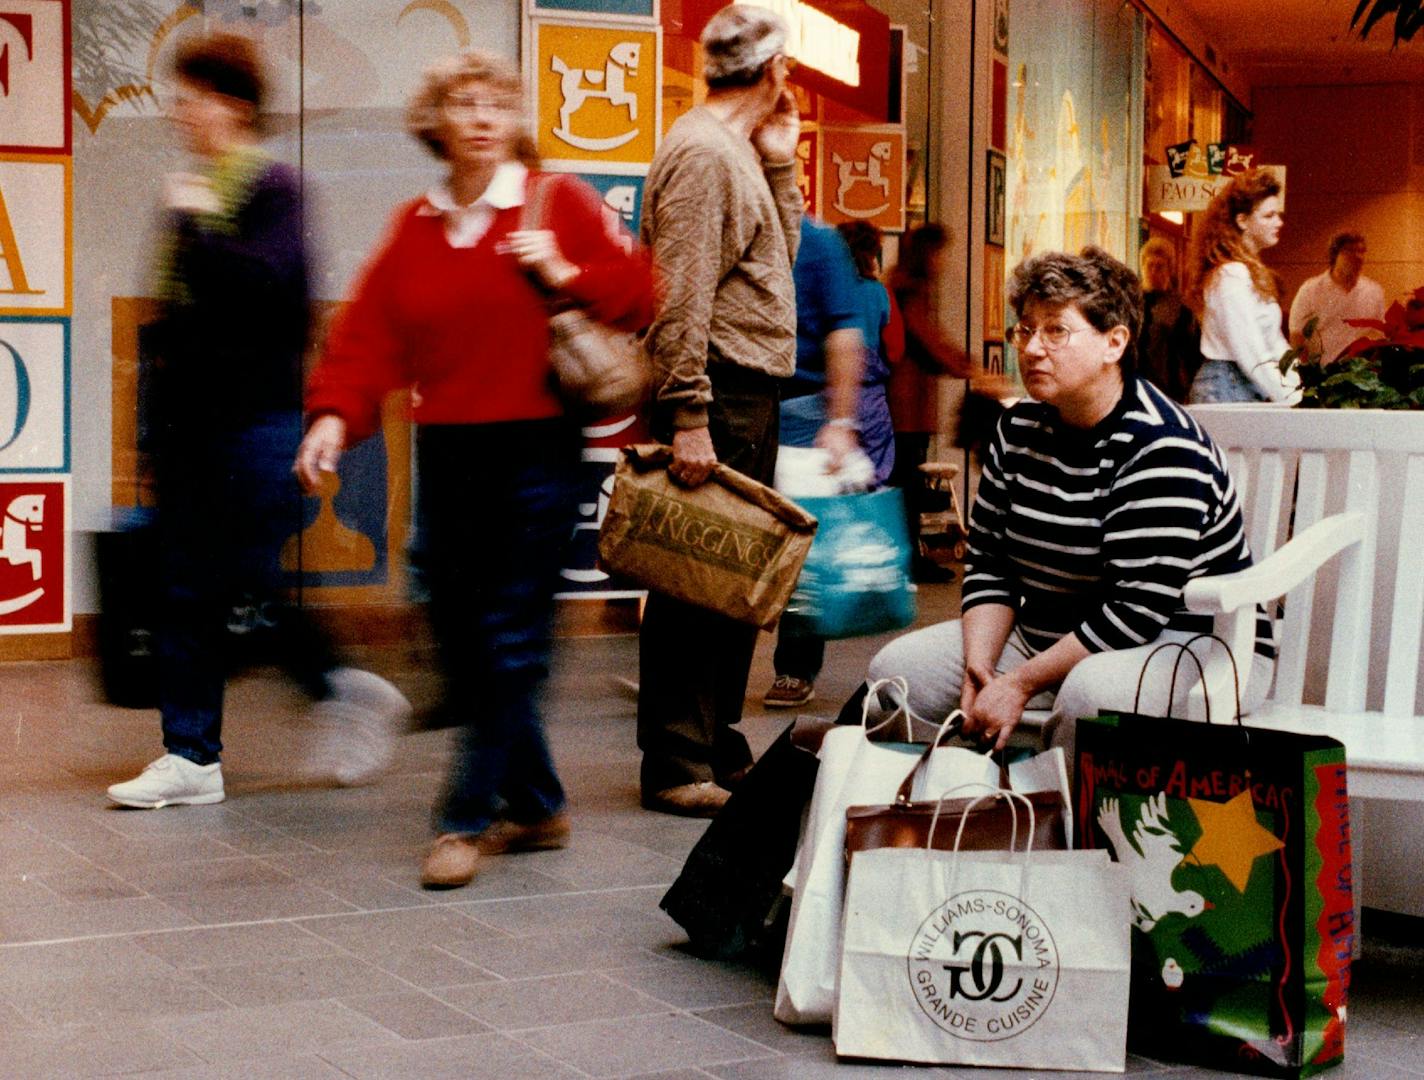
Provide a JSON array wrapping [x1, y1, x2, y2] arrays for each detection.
[[763, 215, 865, 709], [836, 221, 900, 485]]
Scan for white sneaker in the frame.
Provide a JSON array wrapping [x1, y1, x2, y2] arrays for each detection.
[[309, 668, 412, 786], [107, 754, 225, 808]]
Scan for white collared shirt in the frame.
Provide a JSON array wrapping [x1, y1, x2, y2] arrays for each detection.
[[417, 161, 528, 249]]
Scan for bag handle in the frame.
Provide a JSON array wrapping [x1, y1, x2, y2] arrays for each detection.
[[519, 171, 554, 233], [891, 710, 968, 806], [516, 174, 571, 311], [861, 676, 917, 742], [1131, 632, 1243, 726]]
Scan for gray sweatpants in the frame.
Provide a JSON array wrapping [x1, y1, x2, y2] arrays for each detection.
[[866, 619, 1274, 755]]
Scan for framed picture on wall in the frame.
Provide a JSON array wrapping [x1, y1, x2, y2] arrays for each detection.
[[983, 246, 1006, 341], [984, 341, 1005, 376], [986, 149, 1006, 247]]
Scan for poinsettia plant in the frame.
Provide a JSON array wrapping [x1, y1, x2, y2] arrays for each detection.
[[1280, 285, 1424, 409]]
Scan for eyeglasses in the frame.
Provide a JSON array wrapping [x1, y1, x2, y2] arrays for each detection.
[[1007, 322, 1093, 351], [442, 93, 516, 118]]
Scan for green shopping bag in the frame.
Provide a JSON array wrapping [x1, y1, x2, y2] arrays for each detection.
[[1074, 637, 1352, 1078], [782, 488, 915, 639]]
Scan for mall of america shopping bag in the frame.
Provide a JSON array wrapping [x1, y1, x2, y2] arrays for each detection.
[[834, 792, 1131, 1071], [780, 488, 916, 640], [597, 444, 817, 629], [1075, 705, 1352, 1077]]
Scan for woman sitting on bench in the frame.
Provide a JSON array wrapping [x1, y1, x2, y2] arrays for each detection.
[[850, 246, 1276, 748]]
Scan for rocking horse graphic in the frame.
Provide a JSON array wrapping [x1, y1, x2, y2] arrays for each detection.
[[0, 493, 46, 615], [550, 42, 641, 152], [831, 141, 893, 219]]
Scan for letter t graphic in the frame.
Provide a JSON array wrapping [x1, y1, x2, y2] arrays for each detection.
[[0, 14, 35, 97]]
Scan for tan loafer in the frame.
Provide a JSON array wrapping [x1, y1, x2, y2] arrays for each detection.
[[641, 781, 731, 818], [420, 833, 482, 889], [478, 813, 571, 855]]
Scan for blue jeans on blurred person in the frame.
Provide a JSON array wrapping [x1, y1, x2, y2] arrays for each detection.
[[156, 411, 338, 765], [416, 420, 580, 837], [1188, 359, 1268, 404]]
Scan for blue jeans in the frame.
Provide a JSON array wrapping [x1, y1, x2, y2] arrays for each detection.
[[156, 412, 337, 765], [418, 421, 579, 835], [1188, 359, 1268, 404]]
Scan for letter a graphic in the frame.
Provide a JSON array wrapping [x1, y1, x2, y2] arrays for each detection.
[[0, 184, 40, 295]]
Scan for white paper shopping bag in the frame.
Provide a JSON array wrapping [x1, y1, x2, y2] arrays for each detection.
[[774, 681, 998, 1025], [834, 791, 1132, 1072]]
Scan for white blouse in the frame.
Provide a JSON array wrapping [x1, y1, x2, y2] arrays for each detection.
[[1200, 261, 1301, 403]]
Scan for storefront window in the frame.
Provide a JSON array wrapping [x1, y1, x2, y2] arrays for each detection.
[[1004, 0, 1143, 269]]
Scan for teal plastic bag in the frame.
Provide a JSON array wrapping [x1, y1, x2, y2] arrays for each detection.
[[782, 489, 915, 639]]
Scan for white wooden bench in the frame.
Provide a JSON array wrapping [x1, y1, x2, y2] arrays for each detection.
[[1181, 406, 1424, 809]]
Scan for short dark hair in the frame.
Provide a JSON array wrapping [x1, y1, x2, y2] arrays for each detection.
[[1328, 231, 1365, 265], [1008, 247, 1143, 370], [837, 221, 882, 280], [173, 33, 265, 115]]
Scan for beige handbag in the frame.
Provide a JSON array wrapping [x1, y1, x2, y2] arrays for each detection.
[[522, 176, 651, 413]]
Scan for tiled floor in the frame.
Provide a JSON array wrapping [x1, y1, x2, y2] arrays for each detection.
[[1, 584, 1420, 1078]]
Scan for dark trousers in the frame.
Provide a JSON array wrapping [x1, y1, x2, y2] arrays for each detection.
[[157, 412, 338, 765], [638, 365, 780, 794], [890, 431, 932, 562], [772, 620, 824, 682], [419, 421, 580, 835]]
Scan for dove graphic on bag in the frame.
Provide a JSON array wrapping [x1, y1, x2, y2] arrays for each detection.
[[1097, 793, 1208, 931]]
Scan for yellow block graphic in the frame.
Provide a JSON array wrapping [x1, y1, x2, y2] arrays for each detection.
[[535, 21, 659, 167]]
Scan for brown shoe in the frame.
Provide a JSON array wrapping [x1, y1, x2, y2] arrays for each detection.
[[420, 833, 482, 889], [477, 813, 571, 855], [763, 675, 814, 708], [642, 781, 731, 818]]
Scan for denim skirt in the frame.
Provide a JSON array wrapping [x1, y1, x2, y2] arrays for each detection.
[[1188, 359, 1268, 404]]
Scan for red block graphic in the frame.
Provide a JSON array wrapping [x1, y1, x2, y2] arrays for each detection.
[[0, 478, 65, 629]]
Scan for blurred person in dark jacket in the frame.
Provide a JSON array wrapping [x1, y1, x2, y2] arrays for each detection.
[[1136, 237, 1200, 403], [107, 34, 409, 811]]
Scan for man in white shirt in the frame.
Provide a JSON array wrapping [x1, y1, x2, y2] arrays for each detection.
[[1288, 232, 1387, 361]]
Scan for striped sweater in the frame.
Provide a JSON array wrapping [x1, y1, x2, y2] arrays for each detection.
[[963, 377, 1274, 658]]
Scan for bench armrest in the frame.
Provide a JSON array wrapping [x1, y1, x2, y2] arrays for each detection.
[[1183, 511, 1367, 615]]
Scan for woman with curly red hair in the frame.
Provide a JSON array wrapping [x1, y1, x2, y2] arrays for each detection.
[[1185, 169, 1300, 403]]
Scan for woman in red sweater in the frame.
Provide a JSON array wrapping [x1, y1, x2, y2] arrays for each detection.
[[296, 50, 654, 889]]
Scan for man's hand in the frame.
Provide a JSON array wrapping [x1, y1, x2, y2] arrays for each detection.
[[962, 669, 1032, 751], [670, 426, 718, 487], [294, 415, 347, 493], [815, 421, 858, 471], [752, 89, 801, 164]]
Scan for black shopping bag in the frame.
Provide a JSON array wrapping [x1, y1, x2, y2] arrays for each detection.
[[660, 717, 831, 961], [95, 524, 160, 708], [1075, 637, 1352, 1077]]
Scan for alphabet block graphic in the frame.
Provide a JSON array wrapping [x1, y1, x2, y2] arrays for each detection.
[[0, 155, 71, 315], [0, 316, 67, 471], [0, 475, 67, 631], [0, 0, 70, 154]]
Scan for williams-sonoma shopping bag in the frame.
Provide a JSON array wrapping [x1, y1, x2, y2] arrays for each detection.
[[836, 791, 1132, 1071], [597, 444, 817, 629], [1075, 638, 1352, 1078], [780, 488, 916, 640]]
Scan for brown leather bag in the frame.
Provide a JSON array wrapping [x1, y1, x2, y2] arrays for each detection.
[[843, 714, 1069, 863], [522, 175, 651, 413]]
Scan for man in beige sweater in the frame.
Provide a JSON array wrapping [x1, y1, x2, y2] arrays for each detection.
[[637, 4, 803, 816]]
